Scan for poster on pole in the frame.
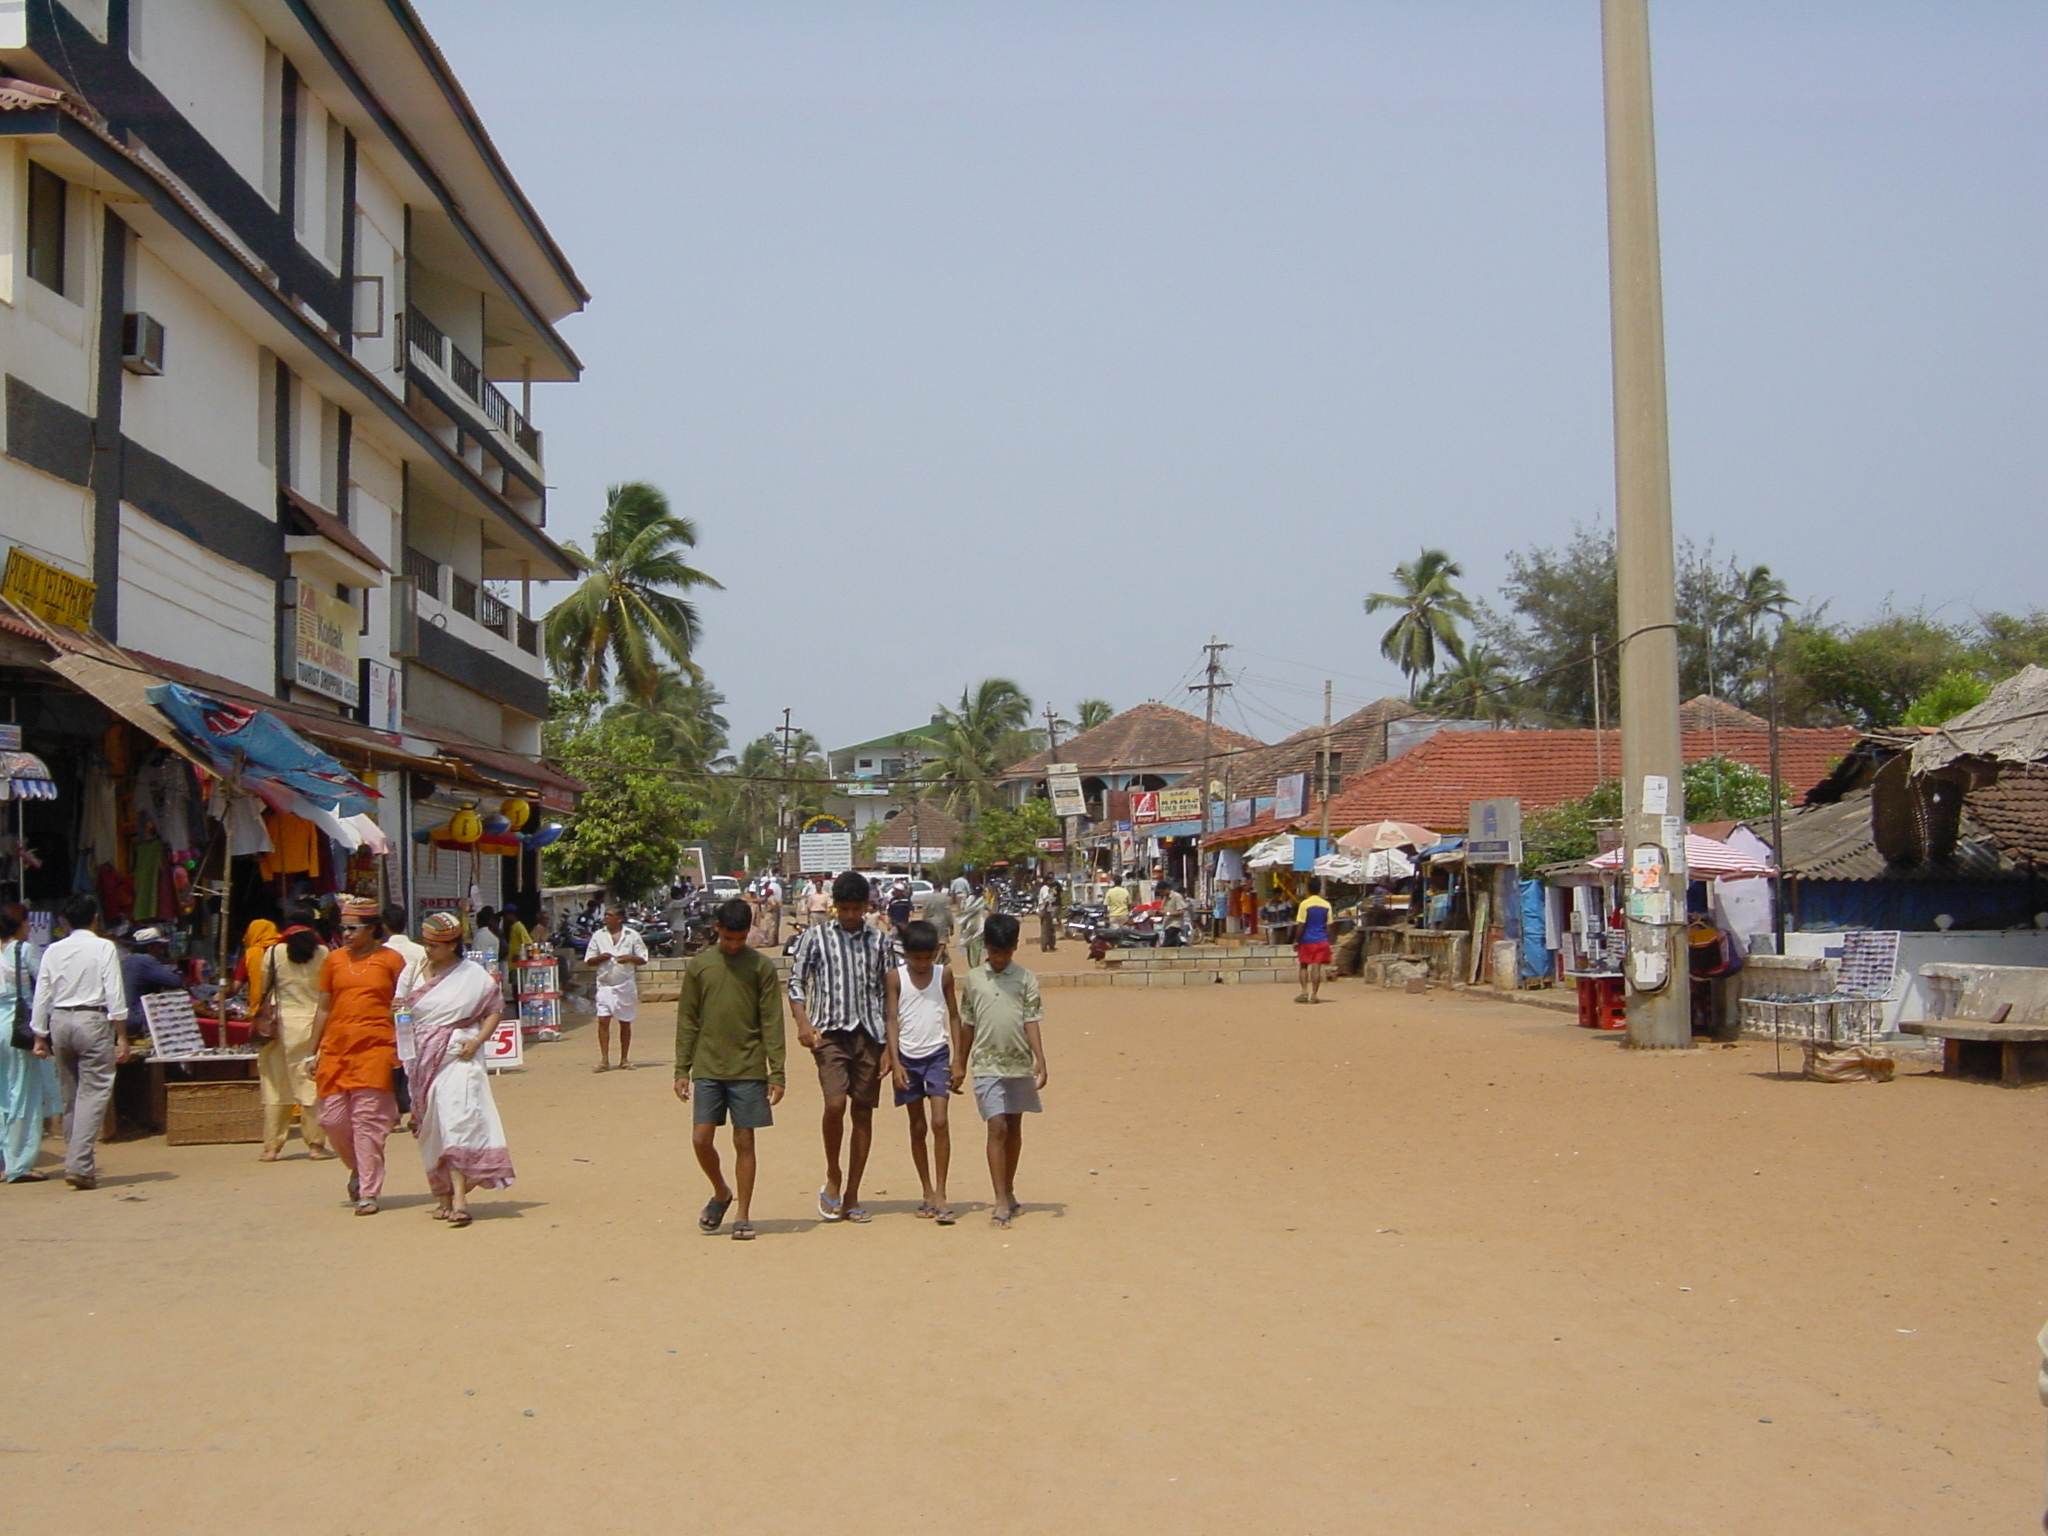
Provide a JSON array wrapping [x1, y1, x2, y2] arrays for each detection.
[[1048, 774, 1087, 819]]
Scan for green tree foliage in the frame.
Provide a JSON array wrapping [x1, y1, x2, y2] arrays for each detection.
[[1417, 647, 1516, 721], [603, 668, 729, 773], [1365, 548, 1472, 698], [542, 713, 708, 898], [1772, 610, 1975, 729], [917, 679, 1037, 819], [1518, 757, 1784, 872], [1075, 699, 1115, 732], [1975, 610, 2048, 674], [1901, 669, 1993, 728], [962, 800, 1060, 871], [545, 482, 723, 702], [705, 730, 826, 873], [1477, 528, 1796, 724]]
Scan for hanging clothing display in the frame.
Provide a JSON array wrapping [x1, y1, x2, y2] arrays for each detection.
[[259, 811, 321, 879], [131, 838, 167, 921]]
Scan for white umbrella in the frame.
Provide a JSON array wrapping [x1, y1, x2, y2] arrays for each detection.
[[1245, 833, 1296, 870], [1336, 819, 1437, 853]]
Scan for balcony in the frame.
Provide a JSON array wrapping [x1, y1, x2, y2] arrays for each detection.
[[403, 309, 544, 474]]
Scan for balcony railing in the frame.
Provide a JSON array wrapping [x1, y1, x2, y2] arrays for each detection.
[[450, 573, 479, 621], [403, 309, 542, 461], [402, 546, 442, 601], [474, 590, 543, 656]]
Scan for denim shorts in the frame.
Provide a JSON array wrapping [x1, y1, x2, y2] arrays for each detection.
[[893, 1046, 950, 1106], [693, 1078, 773, 1129]]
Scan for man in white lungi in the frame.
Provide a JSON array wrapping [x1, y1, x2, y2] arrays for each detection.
[[583, 905, 648, 1073]]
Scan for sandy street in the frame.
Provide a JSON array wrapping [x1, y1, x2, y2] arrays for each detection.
[[5, 969, 2044, 1534]]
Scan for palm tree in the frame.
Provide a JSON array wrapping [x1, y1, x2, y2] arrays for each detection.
[[1365, 548, 1472, 699], [1419, 647, 1516, 722], [1075, 699, 1114, 732], [545, 482, 723, 702], [709, 728, 825, 869], [917, 679, 1034, 818], [605, 668, 729, 773]]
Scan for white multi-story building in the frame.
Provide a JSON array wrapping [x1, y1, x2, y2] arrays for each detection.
[[0, 0, 584, 919]]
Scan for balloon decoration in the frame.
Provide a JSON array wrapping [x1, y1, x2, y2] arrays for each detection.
[[500, 798, 532, 830], [412, 827, 433, 845], [482, 813, 511, 835], [522, 822, 564, 851], [446, 803, 483, 843]]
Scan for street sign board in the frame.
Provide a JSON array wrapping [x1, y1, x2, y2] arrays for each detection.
[[1465, 798, 1523, 864], [1158, 785, 1200, 821], [797, 831, 853, 871], [1048, 775, 1086, 818]]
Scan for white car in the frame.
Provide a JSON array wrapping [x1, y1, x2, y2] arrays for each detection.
[[708, 875, 742, 898]]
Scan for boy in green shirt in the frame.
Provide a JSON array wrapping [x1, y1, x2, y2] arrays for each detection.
[[950, 913, 1048, 1229], [674, 899, 786, 1240]]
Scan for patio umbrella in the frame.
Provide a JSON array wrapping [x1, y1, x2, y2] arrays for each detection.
[[1337, 819, 1437, 853], [1589, 832, 1774, 880], [1245, 833, 1296, 870]]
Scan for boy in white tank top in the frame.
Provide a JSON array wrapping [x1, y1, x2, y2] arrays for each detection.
[[884, 919, 963, 1224]]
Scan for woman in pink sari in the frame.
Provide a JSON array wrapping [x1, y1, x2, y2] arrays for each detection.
[[406, 912, 515, 1227]]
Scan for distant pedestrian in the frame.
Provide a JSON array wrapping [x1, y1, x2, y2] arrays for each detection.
[[786, 871, 898, 1224], [1103, 877, 1131, 930], [584, 904, 649, 1072], [952, 913, 1046, 1229], [1159, 881, 1189, 948], [251, 922, 332, 1162], [675, 899, 786, 1241], [28, 896, 130, 1191], [1294, 879, 1334, 1004], [885, 920, 960, 1224], [887, 881, 913, 939], [922, 884, 954, 962], [406, 911, 517, 1226], [959, 883, 989, 970], [0, 910, 59, 1183], [1036, 875, 1060, 952]]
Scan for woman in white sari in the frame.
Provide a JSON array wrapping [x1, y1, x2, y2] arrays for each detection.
[[406, 912, 515, 1226]]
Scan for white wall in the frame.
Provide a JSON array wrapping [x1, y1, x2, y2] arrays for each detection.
[[130, 0, 269, 195], [1782, 928, 2048, 1028], [117, 503, 274, 688]]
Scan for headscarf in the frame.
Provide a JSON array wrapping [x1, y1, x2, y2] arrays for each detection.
[[242, 919, 282, 1010]]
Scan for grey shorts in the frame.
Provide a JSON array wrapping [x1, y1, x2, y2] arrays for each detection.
[[693, 1078, 773, 1129], [973, 1075, 1042, 1120]]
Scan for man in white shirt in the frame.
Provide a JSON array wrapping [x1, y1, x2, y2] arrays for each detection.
[[29, 895, 131, 1189], [583, 904, 648, 1073]]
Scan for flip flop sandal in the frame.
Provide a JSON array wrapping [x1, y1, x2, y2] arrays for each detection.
[[935, 1207, 957, 1225], [447, 1211, 472, 1228], [732, 1220, 756, 1241], [354, 1199, 380, 1216], [700, 1194, 733, 1234], [593, 1063, 611, 1073], [915, 1202, 939, 1219], [990, 1208, 1012, 1229], [430, 1207, 452, 1220], [817, 1186, 844, 1222], [842, 1206, 872, 1224]]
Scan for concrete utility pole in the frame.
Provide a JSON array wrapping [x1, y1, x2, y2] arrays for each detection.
[[774, 708, 796, 884], [1190, 639, 1232, 910], [1603, 0, 1689, 1048], [1317, 679, 1334, 848]]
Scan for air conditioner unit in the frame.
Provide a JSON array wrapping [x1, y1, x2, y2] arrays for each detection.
[[121, 312, 165, 375], [389, 577, 419, 658]]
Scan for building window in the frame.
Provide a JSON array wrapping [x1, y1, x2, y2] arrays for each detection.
[[26, 162, 67, 295]]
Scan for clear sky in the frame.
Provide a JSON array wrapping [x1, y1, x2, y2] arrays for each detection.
[[416, 0, 2046, 753]]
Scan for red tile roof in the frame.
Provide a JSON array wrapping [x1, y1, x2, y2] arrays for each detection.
[[1299, 726, 1856, 835]]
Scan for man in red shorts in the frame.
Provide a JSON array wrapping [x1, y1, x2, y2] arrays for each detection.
[[1293, 879, 1334, 1004]]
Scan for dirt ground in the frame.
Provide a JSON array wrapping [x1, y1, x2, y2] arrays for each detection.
[[6, 967, 2045, 1534]]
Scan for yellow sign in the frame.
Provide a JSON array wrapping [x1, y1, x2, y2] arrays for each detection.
[[294, 585, 360, 705], [1158, 784, 1202, 822], [2, 547, 95, 629]]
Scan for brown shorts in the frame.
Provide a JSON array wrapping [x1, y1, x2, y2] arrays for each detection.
[[812, 1029, 884, 1110]]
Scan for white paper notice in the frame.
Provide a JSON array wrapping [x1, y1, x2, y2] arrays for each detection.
[[1641, 775, 1670, 816], [1661, 816, 1687, 871]]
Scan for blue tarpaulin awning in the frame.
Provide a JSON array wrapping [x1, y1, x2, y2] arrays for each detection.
[[146, 683, 376, 815]]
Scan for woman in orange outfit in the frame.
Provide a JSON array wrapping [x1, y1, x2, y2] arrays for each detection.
[[308, 896, 406, 1215]]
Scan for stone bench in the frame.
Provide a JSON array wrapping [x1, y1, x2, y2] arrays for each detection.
[[1901, 1019, 2048, 1087]]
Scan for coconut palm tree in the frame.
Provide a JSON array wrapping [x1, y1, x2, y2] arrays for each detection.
[[545, 482, 723, 703], [709, 728, 826, 870], [605, 668, 729, 773], [1365, 548, 1472, 699], [1075, 699, 1115, 732], [1419, 647, 1516, 722], [917, 679, 1035, 818]]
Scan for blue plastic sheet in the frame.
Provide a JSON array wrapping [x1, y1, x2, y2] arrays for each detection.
[[145, 684, 375, 815]]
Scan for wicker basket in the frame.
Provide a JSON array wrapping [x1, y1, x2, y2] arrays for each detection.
[[165, 1080, 266, 1146]]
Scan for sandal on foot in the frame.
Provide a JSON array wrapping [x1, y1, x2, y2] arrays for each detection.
[[990, 1207, 1013, 1229], [430, 1206, 452, 1221], [593, 1063, 611, 1073], [447, 1210, 472, 1228], [842, 1206, 872, 1224], [817, 1186, 844, 1222], [934, 1206, 957, 1225], [699, 1194, 733, 1234], [306, 1149, 337, 1161], [259, 1150, 281, 1162], [731, 1220, 756, 1241], [354, 1199, 380, 1216], [915, 1202, 939, 1219]]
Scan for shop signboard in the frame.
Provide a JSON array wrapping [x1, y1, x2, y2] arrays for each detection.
[[1048, 775, 1087, 818], [362, 659, 402, 732], [1130, 791, 1159, 824], [1035, 836, 1064, 853], [798, 830, 854, 870], [293, 584, 360, 705], [1465, 798, 1523, 864], [1157, 785, 1200, 822], [1228, 798, 1254, 828], [2, 547, 95, 629], [1274, 772, 1308, 821], [0, 725, 18, 750], [876, 845, 946, 864]]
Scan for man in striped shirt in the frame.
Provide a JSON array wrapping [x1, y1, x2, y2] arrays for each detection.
[[787, 870, 899, 1223]]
